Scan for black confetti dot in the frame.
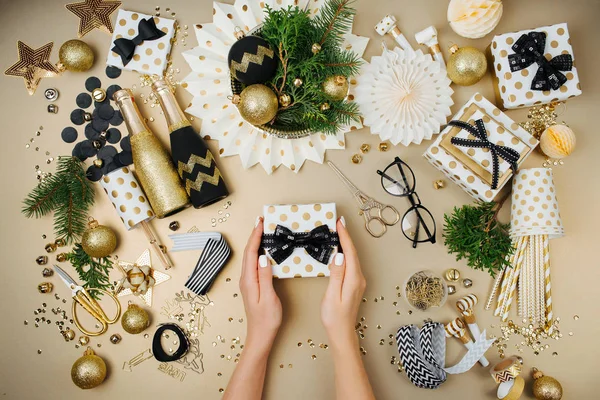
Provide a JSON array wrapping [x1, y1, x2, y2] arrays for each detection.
[[84, 123, 100, 140], [120, 135, 131, 152], [85, 76, 101, 92], [106, 66, 122, 79], [86, 165, 104, 182], [104, 160, 123, 174], [70, 109, 85, 125], [61, 127, 78, 143], [106, 84, 122, 100], [98, 104, 115, 120], [76, 93, 93, 108], [106, 128, 121, 144], [94, 98, 109, 108], [117, 151, 133, 165], [72, 142, 87, 161], [80, 140, 98, 157], [110, 109, 123, 126], [92, 117, 110, 132], [98, 145, 118, 159]]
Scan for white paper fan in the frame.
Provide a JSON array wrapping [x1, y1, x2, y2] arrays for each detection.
[[354, 47, 453, 146], [182, 0, 369, 174]]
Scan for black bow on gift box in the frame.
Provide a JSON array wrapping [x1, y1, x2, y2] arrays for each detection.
[[261, 224, 340, 265], [448, 119, 520, 190], [112, 18, 166, 66], [508, 31, 573, 91]]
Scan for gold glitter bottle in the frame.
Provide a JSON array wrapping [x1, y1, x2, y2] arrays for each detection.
[[114, 89, 190, 218]]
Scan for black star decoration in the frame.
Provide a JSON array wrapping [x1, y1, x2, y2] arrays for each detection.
[[4, 41, 59, 95], [65, 0, 122, 38]]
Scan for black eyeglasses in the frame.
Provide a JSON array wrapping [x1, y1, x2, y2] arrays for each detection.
[[376, 157, 436, 248]]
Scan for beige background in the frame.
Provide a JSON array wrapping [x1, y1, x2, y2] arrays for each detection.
[[1, 0, 599, 398]]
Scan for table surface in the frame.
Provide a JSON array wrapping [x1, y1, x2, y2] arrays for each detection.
[[1, 0, 598, 398]]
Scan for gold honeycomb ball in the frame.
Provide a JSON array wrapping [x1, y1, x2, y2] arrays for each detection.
[[540, 124, 576, 159]]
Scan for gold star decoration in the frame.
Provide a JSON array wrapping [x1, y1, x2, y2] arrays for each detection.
[[115, 249, 170, 307], [4, 41, 59, 95], [65, 0, 122, 38]]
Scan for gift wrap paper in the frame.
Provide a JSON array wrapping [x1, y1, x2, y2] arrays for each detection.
[[263, 203, 337, 278], [489, 22, 582, 109], [106, 10, 175, 76], [424, 93, 538, 202], [510, 168, 564, 239]]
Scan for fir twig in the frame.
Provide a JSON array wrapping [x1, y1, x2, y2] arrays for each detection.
[[64, 244, 113, 300]]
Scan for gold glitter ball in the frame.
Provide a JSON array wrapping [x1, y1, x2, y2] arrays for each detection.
[[351, 154, 362, 164]]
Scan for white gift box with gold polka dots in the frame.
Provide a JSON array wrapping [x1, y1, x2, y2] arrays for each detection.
[[489, 22, 582, 109], [106, 10, 175, 75], [424, 93, 538, 202], [263, 203, 337, 279]]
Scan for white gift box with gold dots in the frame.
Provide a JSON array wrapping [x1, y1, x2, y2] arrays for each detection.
[[424, 93, 538, 202], [106, 9, 175, 76], [263, 203, 337, 279], [489, 22, 582, 110]]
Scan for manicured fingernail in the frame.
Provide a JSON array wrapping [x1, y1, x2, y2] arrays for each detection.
[[334, 253, 344, 266], [340, 216, 346, 227], [259, 255, 269, 268], [255, 216, 262, 227]]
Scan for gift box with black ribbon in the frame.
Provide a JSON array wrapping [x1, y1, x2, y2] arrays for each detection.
[[424, 93, 539, 202], [106, 10, 175, 76], [261, 203, 339, 279], [488, 22, 582, 109]]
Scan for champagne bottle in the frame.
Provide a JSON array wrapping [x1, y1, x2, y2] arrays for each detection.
[[152, 79, 229, 208], [114, 89, 190, 218]]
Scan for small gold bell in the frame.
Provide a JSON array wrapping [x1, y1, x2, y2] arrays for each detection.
[[55, 238, 66, 247], [351, 154, 363, 164], [433, 179, 446, 190], [92, 140, 102, 149], [36, 256, 48, 265], [360, 144, 371, 154], [110, 333, 122, 344], [92, 88, 106, 102], [445, 268, 460, 282], [45, 243, 57, 253], [42, 268, 54, 277], [279, 94, 291, 107], [462, 278, 473, 288], [447, 285, 456, 295], [56, 253, 67, 262], [79, 336, 90, 345], [47, 104, 59, 114], [62, 328, 76, 342], [378, 142, 390, 152], [83, 112, 92, 122], [320, 103, 330, 111], [311, 43, 321, 55], [169, 221, 180, 231], [38, 282, 53, 294], [293, 78, 303, 87]]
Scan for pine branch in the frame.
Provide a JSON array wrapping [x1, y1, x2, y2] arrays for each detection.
[[64, 244, 113, 300], [314, 0, 356, 47]]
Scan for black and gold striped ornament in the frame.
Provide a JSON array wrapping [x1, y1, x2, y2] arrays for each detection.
[[228, 35, 277, 85]]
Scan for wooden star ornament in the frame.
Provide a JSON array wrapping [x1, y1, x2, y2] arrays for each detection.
[[114, 249, 170, 307], [65, 0, 122, 38], [4, 41, 59, 95]]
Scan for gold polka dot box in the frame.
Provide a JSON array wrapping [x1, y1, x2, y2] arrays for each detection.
[[510, 168, 564, 239], [489, 22, 582, 110], [263, 203, 337, 279], [424, 93, 539, 202], [100, 166, 155, 230], [106, 9, 175, 75]]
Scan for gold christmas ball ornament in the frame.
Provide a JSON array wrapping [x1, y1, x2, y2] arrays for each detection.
[[279, 93, 292, 107], [81, 218, 117, 258], [540, 124, 576, 159], [71, 347, 107, 389], [59, 39, 95, 72], [322, 75, 349, 101], [121, 303, 150, 334], [236, 84, 278, 126], [446, 45, 487, 86], [532, 368, 563, 400]]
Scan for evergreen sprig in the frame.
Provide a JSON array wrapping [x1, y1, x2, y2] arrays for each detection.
[[443, 200, 513, 278], [64, 244, 113, 299], [22, 156, 94, 244], [260, 0, 362, 134]]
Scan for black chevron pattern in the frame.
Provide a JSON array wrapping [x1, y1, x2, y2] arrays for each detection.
[[396, 324, 447, 389]]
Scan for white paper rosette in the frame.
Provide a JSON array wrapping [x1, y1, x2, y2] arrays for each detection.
[[355, 47, 453, 146], [447, 0, 503, 39], [182, 0, 369, 174]]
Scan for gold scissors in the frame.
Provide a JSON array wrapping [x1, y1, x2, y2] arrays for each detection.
[[54, 265, 121, 336], [328, 161, 400, 238]]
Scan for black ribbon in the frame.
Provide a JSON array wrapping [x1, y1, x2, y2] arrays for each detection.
[[448, 119, 520, 190], [152, 323, 189, 362], [507, 31, 573, 91], [112, 18, 166, 66], [261, 224, 339, 265]]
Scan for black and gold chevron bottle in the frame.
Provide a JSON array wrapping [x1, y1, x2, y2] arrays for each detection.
[[152, 79, 229, 208]]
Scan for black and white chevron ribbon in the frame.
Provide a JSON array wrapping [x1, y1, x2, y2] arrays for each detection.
[[184, 236, 231, 295], [396, 321, 495, 389]]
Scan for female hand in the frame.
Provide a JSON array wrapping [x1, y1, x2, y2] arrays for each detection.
[[239, 217, 282, 353], [321, 217, 366, 346]]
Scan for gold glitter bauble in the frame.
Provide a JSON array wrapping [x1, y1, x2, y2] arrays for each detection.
[[121, 303, 150, 334], [322, 75, 349, 101], [532, 368, 563, 400], [540, 124, 576, 159], [71, 348, 107, 389], [81, 218, 117, 258], [446, 45, 487, 86], [237, 84, 278, 126], [59, 40, 95, 72]]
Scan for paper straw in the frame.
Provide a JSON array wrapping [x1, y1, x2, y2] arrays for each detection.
[[495, 237, 523, 317], [486, 266, 505, 310], [502, 237, 528, 321], [543, 234, 554, 333]]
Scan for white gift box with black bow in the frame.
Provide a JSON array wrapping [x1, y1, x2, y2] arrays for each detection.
[[489, 22, 582, 109]]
